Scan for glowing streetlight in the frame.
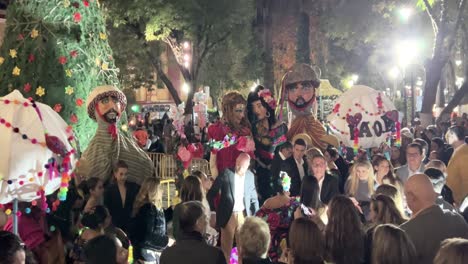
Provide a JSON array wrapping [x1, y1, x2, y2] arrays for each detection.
[[455, 60, 462, 67], [398, 7, 413, 22], [347, 80, 355, 87], [395, 39, 421, 68], [351, 74, 359, 82], [182, 83, 190, 94], [183, 41, 190, 49], [388, 66, 400, 79]]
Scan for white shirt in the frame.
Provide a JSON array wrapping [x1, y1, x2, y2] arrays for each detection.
[[318, 176, 325, 195], [408, 164, 422, 178], [233, 173, 245, 212], [295, 158, 305, 180]]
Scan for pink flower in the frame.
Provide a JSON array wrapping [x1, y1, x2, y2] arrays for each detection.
[[83, 0, 89, 7], [23, 83, 32, 93], [76, 98, 84, 106], [58, 56, 67, 65], [70, 114, 78, 124], [73, 12, 81, 23], [53, 104, 62, 113], [177, 146, 192, 169], [70, 50, 78, 58]]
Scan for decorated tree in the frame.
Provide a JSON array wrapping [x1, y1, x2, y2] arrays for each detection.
[[0, 0, 120, 149]]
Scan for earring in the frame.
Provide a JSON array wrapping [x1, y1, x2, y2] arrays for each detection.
[[266, 112, 270, 118]]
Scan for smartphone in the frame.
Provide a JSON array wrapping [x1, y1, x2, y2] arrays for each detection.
[[300, 204, 312, 216]]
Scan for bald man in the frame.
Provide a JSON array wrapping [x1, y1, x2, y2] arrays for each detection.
[[207, 153, 259, 262], [401, 174, 468, 263]]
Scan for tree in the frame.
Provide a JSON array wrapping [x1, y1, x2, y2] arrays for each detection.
[[101, 0, 258, 114], [0, 0, 120, 149], [296, 12, 311, 64]]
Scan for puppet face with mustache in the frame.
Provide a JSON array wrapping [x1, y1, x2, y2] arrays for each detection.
[[287, 81, 316, 113], [97, 96, 122, 124]]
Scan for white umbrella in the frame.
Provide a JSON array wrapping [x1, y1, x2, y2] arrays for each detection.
[[327, 85, 400, 150], [0, 90, 77, 233]]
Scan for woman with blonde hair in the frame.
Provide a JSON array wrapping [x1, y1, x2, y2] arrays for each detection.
[[345, 160, 374, 201], [131, 177, 169, 263], [372, 224, 417, 264], [434, 238, 468, 264]]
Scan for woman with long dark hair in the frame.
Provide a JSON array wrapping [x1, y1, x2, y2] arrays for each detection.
[[325, 195, 365, 264], [247, 85, 288, 202]]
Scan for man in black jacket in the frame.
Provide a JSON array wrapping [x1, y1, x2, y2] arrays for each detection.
[[286, 139, 308, 196], [309, 153, 339, 204], [207, 153, 259, 263], [160, 201, 226, 264]]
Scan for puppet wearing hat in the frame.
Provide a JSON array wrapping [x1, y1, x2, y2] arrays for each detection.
[[277, 64, 338, 150], [75, 85, 154, 184]]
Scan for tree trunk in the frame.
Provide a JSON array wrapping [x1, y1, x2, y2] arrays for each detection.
[[437, 81, 468, 123], [262, 0, 275, 94], [146, 42, 182, 105]]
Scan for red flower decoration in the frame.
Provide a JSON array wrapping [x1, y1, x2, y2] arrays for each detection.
[[70, 114, 78, 124], [23, 83, 31, 93], [17, 34, 24, 40], [72, 2, 79, 8], [83, 0, 89, 7], [58, 56, 67, 65], [70, 50, 78, 58], [28, 54, 35, 63], [76, 98, 84, 106], [53, 104, 62, 113], [73, 12, 81, 23]]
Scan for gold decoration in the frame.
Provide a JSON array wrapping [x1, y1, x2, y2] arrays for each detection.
[[9, 49, 17, 58], [99, 32, 107, 40], [36, 86, 45, 97], [12, 66, 21, 76], [65, 85, 74, 95], [101, 62, 109, 70], [65, 69, 73, 77], [0, 57, 4, 65], [30, 29, 39, 39]]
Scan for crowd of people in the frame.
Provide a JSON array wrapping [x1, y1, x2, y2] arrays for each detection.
[[0, 120, 468, 264], [1, 61, 468, 264]]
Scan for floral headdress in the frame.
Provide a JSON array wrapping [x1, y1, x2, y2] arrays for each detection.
[[258, 89, 276, 110]]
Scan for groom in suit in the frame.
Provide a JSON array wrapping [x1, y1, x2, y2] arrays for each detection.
[[207, 152, 259, 262]]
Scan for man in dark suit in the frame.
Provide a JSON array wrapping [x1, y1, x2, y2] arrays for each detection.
[[207, 153, 259, 263], [308, 153, 340, 204], [270, 141, 294, 195], [160, 201, 226, 264], [286, 139, 308, 196]]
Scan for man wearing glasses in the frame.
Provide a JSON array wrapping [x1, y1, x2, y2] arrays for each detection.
[[396, 142, 426, 183]]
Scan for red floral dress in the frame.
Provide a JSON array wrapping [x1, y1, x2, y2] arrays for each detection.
[[255, 197, 301, 262]]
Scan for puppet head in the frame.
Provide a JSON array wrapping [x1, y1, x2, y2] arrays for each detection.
[[86, 85, 127, 124]]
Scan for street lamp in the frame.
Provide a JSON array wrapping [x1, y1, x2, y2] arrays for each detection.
[[395, 39, 421, 125], [182, 83, 190, 94], [398, 7, 413, 22], [388, 66, 401, 100], [455, 60, 462, 67]]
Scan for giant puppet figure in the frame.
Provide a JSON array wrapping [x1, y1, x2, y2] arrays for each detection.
[[247, 85, 287, 201], [76, 85, 154, 184], [208, 91, 254, 178], [278, 63, 338, 150]]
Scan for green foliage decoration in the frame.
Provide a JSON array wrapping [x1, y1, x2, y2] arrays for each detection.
[[0, 0, 120, 149]]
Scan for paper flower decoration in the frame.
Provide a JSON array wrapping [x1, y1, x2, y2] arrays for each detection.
[[63, 0, 71, 7], [65, 86, 74, 95], [30, 29, 39, 39], [99, 32, 107, 40], [0, 57, 4, 65], [9, 49, 17, 58], [12, 66, 21, 76], [28, 54, 35, 63], [177, 146, 193, 169], [65, 69, 72, 77], [76, 98, 84, 106], [95, 58, 101, 66], [70, 50, 78, 58], [23, 83, 31, 93], [73, 12, 81, 23], [70, 114, 78, 124], [53, 104, 62, 113], [83, 0, 90, 7], [58, 56, 67, 65], [236, 136, 255, 153], [36, 86, 45, 97], [101, 62, 109, 70], [17, 34, 24, 41]]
